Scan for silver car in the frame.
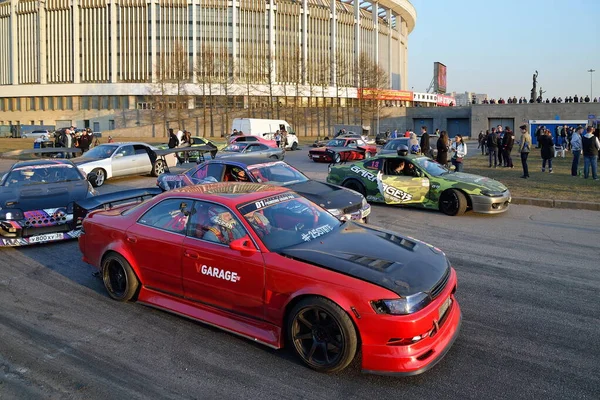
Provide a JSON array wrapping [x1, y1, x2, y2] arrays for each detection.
[[73, 142, 177, 187], [216, 142, 285, 160], [21, 130, 51, 139]]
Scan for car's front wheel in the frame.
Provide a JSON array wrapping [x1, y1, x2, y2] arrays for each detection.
[[152, 159, 166, 177], [101, 253, 140, 302], [287, 297, 358, 373], [342, 179, 366, 196], [439, 189, 468, 216], [90, 168, 106, 187]]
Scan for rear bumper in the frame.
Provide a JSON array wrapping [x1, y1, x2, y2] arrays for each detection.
[[470, 191, 511, 214], [0, 225, 81, 247], [308, 152, 332, 162]]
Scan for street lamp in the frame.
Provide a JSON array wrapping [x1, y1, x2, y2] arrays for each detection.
[[588, 69, 595, 99]]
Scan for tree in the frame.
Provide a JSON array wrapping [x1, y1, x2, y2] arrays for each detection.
[[357, 52, 389, 132]]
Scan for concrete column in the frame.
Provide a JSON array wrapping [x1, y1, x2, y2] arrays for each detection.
[[301, 0, 307, 85], [38, 1, 47, 84], [10, 0, 18, 85], [110, 0, 117, 83], [354, 0, 360, 87], [387, 8, 392, 88], [372, 1, 378, 65], [72, 0, 80, 83], [150, 0, 156, 83], [268, 0, 276, 84], [191, 0, 197, 83], [330, 0, 336, 87], [231, 0, 237, 83]]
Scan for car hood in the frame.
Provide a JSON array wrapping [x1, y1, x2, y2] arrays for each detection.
[[0, 180, 90, 211], [280, 222, 450, 297], [436, 172, 508, 193], [285, 180, 363, 211]]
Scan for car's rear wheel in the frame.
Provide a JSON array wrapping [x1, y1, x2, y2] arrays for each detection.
[[152, 159, 166, 177], [439, 189, 468, 216], [269, 155, 279, 160], [291, 142, 298, 151], [91, 168, 106, 187], [287, 297, 358, 373], [342, 179, 366, 196], [102, 253, 140, 302]]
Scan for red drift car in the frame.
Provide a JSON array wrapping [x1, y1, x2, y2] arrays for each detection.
[[79, 183, 461, 375], [309, 137, 378, 163]]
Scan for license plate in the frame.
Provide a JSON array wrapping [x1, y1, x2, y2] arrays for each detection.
[[438, 297, 452, 320], [28, 233, 64, 244], [362, 207, 371, 218]]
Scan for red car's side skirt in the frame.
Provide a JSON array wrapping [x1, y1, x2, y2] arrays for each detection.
[[137, 286, 282, 349]]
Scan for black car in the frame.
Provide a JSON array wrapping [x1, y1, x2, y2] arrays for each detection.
[[157, 158, 371, 222], [0, 159, 97, 246]]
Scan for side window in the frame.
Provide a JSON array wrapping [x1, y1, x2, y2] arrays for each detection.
[[116, 145, 135, 157], [363, 159, 382, 171], [348, 140, 357, 148], [357, 140, 366, 147], [189, 165, 208, 181], [246, 144, 261, 152], [133, 145, 149, 155], [138, 198, 191, 234], [246, 136, 258, 142], [187, 202, 247, 245], [206, 163, 224, 180]]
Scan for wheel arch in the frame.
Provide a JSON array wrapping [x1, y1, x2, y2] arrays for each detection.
[[100, 247, 143, 284], [341, 177, 367, 196], [440, 187, 472, 210]]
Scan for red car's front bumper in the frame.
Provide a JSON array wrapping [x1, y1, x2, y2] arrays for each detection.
[[358, 268, 462, 375]]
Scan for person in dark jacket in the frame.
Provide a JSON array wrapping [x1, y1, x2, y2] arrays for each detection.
[[539, 129, 554, 173], [436, 131, 450, 166], [78, 130, 92, 153], [502, 127, 515, 168], [582, 126, 600, 180], [168, 129, 179, 149], [487, 128, 498, 167], [419, 126, 430, 157]]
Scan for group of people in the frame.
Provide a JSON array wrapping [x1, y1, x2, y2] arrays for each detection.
[[168, 128, 194, 162], [52, 126, 97, 157], [479, 95, 598, 104], [478, 124, 600, 180], [397, 126, 468, 172]]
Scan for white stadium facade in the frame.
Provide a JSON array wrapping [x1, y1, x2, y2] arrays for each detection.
[[0, 0, 416, 133]]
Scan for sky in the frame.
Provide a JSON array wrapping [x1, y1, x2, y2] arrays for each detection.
[[407, 0, 600, 100]]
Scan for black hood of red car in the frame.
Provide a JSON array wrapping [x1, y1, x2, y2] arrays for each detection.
[[279, 222, 450, 297], [285, 180, 363, 211]]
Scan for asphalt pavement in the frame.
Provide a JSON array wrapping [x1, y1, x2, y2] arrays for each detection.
[[1, 146, 599, 399]]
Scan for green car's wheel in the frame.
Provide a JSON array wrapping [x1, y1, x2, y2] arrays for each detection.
[[439, 189, 468, 216], [342, 179, 366, 197]]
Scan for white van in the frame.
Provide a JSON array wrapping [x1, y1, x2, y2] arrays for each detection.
[[231, 118, 299, 150]]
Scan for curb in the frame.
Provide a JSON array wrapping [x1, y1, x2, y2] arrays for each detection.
[[512, 197, 600, 211]]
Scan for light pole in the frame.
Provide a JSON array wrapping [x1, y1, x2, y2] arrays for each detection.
[[588, 69, 595, 99]]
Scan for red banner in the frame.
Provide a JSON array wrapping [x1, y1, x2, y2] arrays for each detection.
[[437, 94, 455, 107], [359, 89, 413, 101]]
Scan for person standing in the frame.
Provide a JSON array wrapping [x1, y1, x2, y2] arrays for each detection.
[[450, 135, 467, 172], [168, 129, 179, 149], [496, 125, 504, 166], [176, 129, 184, 145], [436, 131, 450, 167], [487, 128, 498, 167], [502, 127, 515, 168], [419, 126, 430, 157], [274, 130, 282, 148], [582, 126, 600, 180], [518, 125, 531, 178], [570, 126, 583, 176], [539, 129, 554, 173]]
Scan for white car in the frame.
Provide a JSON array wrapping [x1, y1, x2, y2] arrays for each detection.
[[73, 142, 177, 187], [21, 130, 50, 139]]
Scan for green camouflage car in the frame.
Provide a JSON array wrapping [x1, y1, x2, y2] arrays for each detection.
[[327, 154, 511, 216]]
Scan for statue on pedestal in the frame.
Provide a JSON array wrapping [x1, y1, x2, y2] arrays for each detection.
[[530, 70, 538, 103]]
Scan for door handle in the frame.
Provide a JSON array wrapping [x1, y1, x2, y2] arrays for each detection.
[[126, 236, 137, 243], [184, 251, 199, 260]]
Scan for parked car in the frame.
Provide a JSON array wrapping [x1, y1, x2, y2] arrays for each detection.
[[155, 136, 226, 163], [216, 142, 285, 160], [73, 142, 177, 187], [327, 152, 511, 216], [229, 135, 278, 148], [157, 158, 371, 222], [21, 130, 51, 139], [0, 159, 97, 246], [78, 182, 461, 375], [231, 118, 299, 150], [309, 137, 378, 163], [380, 138, 438, 158]]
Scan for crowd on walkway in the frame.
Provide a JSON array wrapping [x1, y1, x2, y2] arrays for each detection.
[[477, 124, 600, 180], [479, 95, 597, 104]]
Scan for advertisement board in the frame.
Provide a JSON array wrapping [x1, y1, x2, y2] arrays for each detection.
[[359, 89, 413, 101], [437, 94, 455, 107], [434, 62, 447, 94]]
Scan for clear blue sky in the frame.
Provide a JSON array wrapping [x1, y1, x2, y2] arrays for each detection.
[[408, 0, 600, 100]]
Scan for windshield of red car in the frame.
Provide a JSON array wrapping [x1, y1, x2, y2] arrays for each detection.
[[248, 162, 308, 185], [238, 193, 341, 251]]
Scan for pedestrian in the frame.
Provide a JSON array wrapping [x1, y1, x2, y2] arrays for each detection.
[[274, 130, 282, 148], [176, 129, 184, 144], [419, 126, 430, 157], [539, 129, 554, 173], [582, 126, 600, 180], [408, 132, 420, 154], [483, 130, 489, 155], [108, 135, 114, 143], [570, 126, 583, 176], [496, 125, 504, 166], [477, 130, 484, 152], [78, 129, 91, 153], [168, 129, 179, 149], [450, 135, 467, 172], [518, 125, 531, 178], [487, 128, 498, 167], [178, 130, 192, 163], [436, 131, 450, 167], [502, 127, 514, 168]]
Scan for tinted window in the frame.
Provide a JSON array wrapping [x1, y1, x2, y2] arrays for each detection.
[[247, 144, 266, 152], [138, 198, 192, 234], [116, 145, 135, 157], [188, 164, 208, 181], [187, 201, 247, 245], [206, 163, 224, 180], [3, 164, 84, 186], [83, 145, 118, 159], [248, 162, 308, 184]]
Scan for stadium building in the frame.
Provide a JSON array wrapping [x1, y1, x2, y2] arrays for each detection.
[[0, 0, 416, 133]]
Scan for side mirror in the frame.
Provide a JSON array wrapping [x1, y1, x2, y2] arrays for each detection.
[[229, 236, 258, 254], [114, 153, 124, 158]]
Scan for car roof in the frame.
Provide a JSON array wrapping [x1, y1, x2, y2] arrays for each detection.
[[166, 182, 291, 205], [11, 159, 75, 169], [204, 157, 280, 168]]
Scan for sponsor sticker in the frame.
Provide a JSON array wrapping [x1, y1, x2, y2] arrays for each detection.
[[197, 264, 241, 282], [301, 224, 333, 242]]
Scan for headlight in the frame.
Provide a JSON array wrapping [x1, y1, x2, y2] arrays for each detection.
[[327, 208, 342, 217], [481, 189, 505, 197], [371, 292, 430, 315], [0, 209, 25, 221]]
